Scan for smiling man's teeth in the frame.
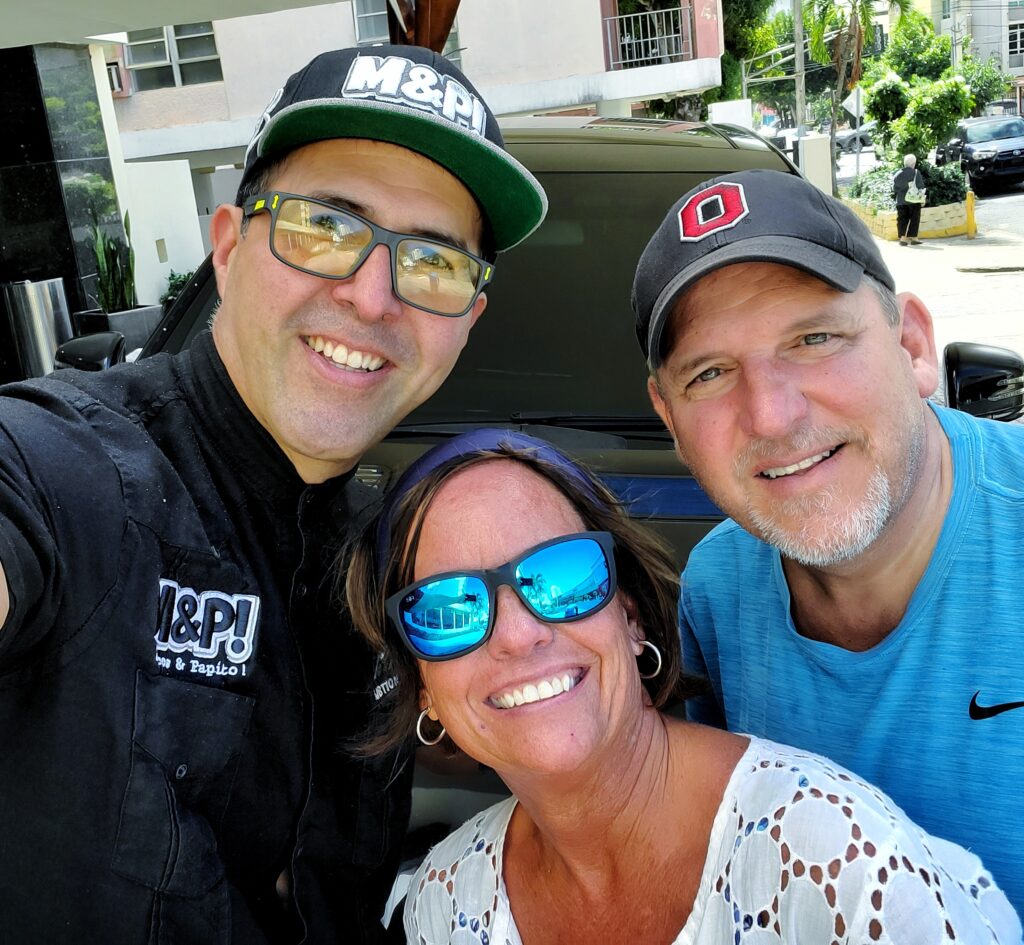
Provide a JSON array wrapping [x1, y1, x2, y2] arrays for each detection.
[[761, 448, 837, 480], [304, 336, 385, 372], [492, 673, 576, 709]]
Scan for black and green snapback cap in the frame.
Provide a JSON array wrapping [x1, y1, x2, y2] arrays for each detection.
[[239, 45, 547, 253]]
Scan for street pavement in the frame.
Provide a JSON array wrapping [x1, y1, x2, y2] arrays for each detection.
[[834, 147, 1024, 362], [876, 191, 1024, 364]]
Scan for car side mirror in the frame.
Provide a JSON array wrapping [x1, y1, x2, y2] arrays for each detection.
[[54, 331, 127, 372], [944, 342, 1024, 422], [949, 138, 963, 148]]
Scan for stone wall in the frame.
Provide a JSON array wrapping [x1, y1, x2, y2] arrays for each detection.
[[841, 198, 970, 240]]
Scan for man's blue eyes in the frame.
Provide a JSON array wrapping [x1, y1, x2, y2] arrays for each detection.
[[689, 334, 836, 387]]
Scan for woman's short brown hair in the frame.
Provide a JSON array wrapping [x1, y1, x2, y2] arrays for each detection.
[[345, 443, 706, 756]]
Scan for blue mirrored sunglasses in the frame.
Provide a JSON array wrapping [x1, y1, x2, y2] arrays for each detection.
[[386, 532, 617, 662]]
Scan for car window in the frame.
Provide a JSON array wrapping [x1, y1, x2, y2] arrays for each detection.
[[404, 167, 776, 426], [967, 119, 1024, 143]]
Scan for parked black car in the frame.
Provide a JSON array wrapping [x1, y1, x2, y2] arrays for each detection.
[[935, 116, 1024, 194]]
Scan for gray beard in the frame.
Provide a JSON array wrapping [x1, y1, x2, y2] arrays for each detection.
[[746, 413, 925, 567], [747, 465, 893, 568]]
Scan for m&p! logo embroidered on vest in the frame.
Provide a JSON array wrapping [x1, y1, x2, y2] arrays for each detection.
[[154, 579, 260, 679]]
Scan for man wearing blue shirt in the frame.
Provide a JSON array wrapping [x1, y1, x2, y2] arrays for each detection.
[[632, 169, 1024, 919]]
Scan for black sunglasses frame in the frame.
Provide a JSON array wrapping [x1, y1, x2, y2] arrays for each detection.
[[385, 531, 617, 662], [241, 191, 495, 317]]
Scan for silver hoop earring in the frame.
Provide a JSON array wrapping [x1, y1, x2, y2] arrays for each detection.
[[637, 639, 662, 680], [416, 708, 446, 747]]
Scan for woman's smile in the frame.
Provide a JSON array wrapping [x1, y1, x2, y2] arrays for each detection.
[[488, 668, 586, 709]]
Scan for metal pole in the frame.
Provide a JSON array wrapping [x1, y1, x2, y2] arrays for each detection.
[[794, 0, 806, 131]]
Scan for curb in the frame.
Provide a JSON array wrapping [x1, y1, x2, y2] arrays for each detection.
[[842, 197, 970, 241], [955, 266, 1024, 273]]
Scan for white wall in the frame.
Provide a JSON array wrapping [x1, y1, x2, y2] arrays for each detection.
[[218, 3, 358, 117], [121, 162, 207, 304], [114, 82, 231, 133], [458, 0, 606, 87], [113, 3, 357, 137], [709, 98, 754, 128], [91, 45, 206, 305]]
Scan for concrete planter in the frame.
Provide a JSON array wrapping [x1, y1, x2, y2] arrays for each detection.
[[841, 197, 970, 241], [73, 303, 164, 351]]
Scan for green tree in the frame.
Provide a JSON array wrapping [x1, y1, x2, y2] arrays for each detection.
[[806, 0, 911, 192], [889, 74, 973, 160], [742, 9, 833, 126], [880, 9, 951, 82], [955, 53, 1012, 114]]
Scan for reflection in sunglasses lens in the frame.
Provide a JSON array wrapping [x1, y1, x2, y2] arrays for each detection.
[[400, 576, 491, 658], [516, 539, 610, 621]]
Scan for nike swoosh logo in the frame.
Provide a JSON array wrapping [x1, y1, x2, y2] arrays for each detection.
[[969, 691, 1024, 720]]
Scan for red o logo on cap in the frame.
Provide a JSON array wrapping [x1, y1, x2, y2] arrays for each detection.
[[677, 182, 749, 242]]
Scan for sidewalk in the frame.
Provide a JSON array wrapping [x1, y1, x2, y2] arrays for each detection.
[[874, 221, 1024, 359]]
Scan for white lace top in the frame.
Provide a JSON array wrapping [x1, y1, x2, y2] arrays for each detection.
[[405, 738, 1022, 945]]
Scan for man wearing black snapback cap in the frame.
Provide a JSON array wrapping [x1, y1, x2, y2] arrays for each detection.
[[0, 45, 545, 943], [635, 169, 1024, 917]]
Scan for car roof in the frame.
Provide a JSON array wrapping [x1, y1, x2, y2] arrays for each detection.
[[498, 117, 791, 173]]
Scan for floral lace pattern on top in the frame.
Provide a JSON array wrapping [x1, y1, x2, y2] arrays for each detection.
[[404, 738, 1022, 945]]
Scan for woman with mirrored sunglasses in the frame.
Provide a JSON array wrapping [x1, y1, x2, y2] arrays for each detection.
[[346, 430, 1019, 945]]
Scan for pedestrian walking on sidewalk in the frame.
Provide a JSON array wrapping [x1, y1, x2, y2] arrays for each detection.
[[894, 153, 926, 245]]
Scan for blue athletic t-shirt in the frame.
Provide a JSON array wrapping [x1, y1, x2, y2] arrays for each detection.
[[681, 404, 1024, 917]]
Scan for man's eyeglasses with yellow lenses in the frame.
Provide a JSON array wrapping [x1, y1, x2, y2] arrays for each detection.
[[242, 192, 494, 317]]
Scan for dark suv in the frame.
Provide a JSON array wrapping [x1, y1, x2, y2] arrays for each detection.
[[59, 116, 1023, 566], [936, 116, 1024, 194], [71, 117, 799, 566]]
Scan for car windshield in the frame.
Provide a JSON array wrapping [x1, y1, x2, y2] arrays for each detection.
[[403, 166, 760, 426], [966, 119, 1024, 143]]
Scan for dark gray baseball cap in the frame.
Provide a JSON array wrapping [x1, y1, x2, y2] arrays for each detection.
[[238, 45, 547, 253], [631, 169, 895, 370]]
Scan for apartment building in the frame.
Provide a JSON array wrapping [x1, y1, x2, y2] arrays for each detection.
[[101, 0, 724, 260], [915, 0, 1024, 111]]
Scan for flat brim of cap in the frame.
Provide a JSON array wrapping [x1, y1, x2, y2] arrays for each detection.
[[257, 98, 547, 252], [646, 234, 866, 369]]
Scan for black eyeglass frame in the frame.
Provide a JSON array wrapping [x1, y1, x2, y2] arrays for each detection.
[[242, 191, 495, 317], [385, 531, 618, 662]]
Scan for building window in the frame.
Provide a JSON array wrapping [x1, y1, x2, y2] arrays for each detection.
[[1011, 23, 1024, 67], [106, 62, 123, 93], [441, 24, 463, 70], [942, 0, 951, 19], [354, 0, 390, 45], [353, 0, 462, 66], [125, 22, 223, 91]]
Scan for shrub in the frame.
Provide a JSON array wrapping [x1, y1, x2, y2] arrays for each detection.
[[92, 212, 136, 313], [845, 166, 898, 212], [845, 160, 966, 210], [919, 161, 967, 205], [160, 269, 197, 305], [865, 72, 911, 127]]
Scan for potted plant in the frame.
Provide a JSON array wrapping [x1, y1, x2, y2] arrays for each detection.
[[77, 212, 164, 351]]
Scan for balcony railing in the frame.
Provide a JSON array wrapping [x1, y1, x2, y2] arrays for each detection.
[[604, 6, 695, 70]]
